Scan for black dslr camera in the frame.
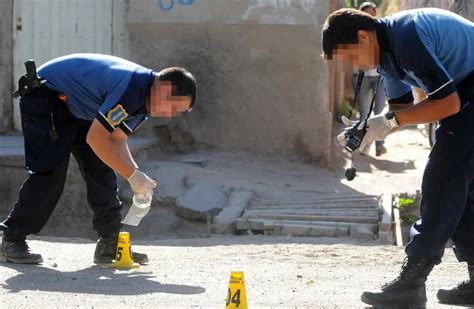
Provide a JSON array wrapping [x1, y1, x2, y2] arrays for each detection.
[[344, 121, 368, 181], [344, 120, 367, 153]]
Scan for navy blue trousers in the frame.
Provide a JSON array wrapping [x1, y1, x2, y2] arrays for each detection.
[[406, 97, 474, 262], [2, 87, 122, 241]]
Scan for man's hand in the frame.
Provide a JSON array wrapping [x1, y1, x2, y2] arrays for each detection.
[[357, 114, 394, 150], [128, 169, 157, 197], [337, 115, 394, 151]]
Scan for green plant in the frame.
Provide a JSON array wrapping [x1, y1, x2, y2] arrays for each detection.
[[339, 97, 353, 118], [398, 197, 415, 210]]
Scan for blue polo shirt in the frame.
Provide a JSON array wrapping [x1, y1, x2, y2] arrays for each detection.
[[376, 8, 474, 103], [37, 53, 155, 134]]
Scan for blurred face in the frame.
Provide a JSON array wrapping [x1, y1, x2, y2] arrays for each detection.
[[332, 30, 379, 71], [147, 81, 191, 118]]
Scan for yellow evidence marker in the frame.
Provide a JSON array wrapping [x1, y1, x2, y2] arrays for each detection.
[[108, 231, 140, 269], [225, 271, 248, 309]]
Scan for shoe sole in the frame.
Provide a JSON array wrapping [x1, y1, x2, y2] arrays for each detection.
[[438, 290, 474, 305], [439, 301, 474, 306], [361, 294, 426, 308], [438, 297, 474, 305], [0, 253, 43, 264]]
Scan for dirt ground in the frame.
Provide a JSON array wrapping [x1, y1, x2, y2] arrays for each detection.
[[2, 126, 466, 308], [0, 236, 468, 308], [331, 124, 432, 196]]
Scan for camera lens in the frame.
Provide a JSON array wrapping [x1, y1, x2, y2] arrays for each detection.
[[345, 136, 361, 153], [345, 167, 357, 181]]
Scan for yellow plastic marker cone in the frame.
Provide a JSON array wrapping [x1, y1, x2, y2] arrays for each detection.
[[108, 232, 140, 269], [225, 271, 248, 309]]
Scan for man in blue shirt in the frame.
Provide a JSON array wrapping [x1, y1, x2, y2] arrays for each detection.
[[322, 8, 474, 306], [0, 54, 196, 266]]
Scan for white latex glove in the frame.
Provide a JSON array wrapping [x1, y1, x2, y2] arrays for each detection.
[[357, 114, 393, 150], [127, 169, 157, 197]]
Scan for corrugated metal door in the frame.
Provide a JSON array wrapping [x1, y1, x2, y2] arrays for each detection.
[[12, 0, 125, 130]]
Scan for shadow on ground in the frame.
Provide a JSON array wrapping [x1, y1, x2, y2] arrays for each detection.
[[355, 155, 416, 174], [331, 122, 423, 175], [0, 263, 206, 296]]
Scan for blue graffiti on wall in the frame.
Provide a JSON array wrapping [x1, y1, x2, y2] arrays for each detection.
[[158, 0, 194, 12]]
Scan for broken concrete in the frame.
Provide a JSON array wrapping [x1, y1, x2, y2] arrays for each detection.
[[146, 162, 188, 201], [212, 190, 253, 234], [176, 183, 228, 221]]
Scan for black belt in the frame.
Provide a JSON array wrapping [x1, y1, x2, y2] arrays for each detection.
[[29, 84, 66, 103]]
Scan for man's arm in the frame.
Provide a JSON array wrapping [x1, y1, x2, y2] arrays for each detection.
[[390, 92, 461, 126], [389, 103, 413, 112], [346, 91, 460, 151], [86, 119, 137, 179]]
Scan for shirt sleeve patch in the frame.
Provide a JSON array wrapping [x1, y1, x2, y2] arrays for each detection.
[[106, 104, 128, 126]]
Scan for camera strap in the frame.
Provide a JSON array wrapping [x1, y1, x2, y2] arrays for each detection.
[[344, 71, 383, 180], [349, 70, 365, 118]]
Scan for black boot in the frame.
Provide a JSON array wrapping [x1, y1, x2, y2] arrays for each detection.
[[437, 262, 474, 305], [361, 256, 439, 308], [93, 233, 149, 265], [0, 238, 43, 264]]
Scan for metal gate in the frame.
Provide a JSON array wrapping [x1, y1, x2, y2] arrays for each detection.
[[12, 0, 125, 130]]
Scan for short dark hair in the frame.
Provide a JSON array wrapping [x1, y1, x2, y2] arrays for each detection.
[[321, 8, 377, 60], [157, 67, 197, 110], [359, 1, 376, 11]]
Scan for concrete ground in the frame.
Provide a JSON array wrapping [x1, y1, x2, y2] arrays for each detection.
[[1, 125, 456, 308]]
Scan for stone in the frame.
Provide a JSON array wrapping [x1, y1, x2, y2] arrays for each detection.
[[212, 190, 253, 234], [176, 183, 227, 220]]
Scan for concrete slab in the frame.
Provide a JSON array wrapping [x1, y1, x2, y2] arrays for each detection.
[[0, 135, 25, 167], [212, 190, 253, 234], [176, 183, 228, 220], [0, 135, 158, 161]]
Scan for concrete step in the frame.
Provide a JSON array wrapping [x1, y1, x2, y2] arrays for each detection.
[[235, 218, 377, 238], [248, 195, 381, 210], [0, 135, 25, 167], [0, 134, 159, 167], [237, 193, 383, 239], [241, 209, 379, 224]]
